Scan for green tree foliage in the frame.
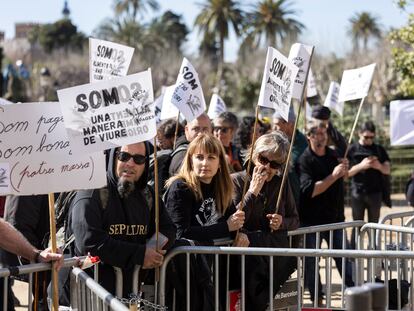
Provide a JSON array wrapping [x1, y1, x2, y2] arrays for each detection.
[[29, 19, 85, 54], [148, 10, 189, 53], [348, 12, 382, 52], [114, 0, 159, 20], [243, 0, 304, 49], [389, 14, 414, 97], [194, 0, 244, 77]]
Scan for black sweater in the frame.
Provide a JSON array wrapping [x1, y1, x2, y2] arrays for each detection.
[[164, 179, 235, 243]]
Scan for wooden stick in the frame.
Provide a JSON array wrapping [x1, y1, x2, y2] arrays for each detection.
[[343, 97, 366, 159], [240, 105, 260, 210], [153, 136, 160, 282], [274, 47, 314, 215], [48, 193, 59, 311], [172, 111, 180, 150]]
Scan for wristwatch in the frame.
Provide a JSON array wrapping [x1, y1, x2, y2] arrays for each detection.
[[33, 249, 42, 263]]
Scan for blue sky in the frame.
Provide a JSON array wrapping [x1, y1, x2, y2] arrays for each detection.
[[0, 0, 412, 61]]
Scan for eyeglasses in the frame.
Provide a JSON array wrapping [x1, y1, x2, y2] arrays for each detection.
[[363, 135, 375, 140], [257, 154, 283, 170], [116, 151, 146, 165], [213, 126, 230, 134]]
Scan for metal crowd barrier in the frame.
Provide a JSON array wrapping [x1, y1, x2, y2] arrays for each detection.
[[71, 267, 129, 311], [360, 222, 414, 310], [378, 210, 414, 227], [159, 246, 414, 311], [287, 221, 365, 309], [0, 257, 128, 311]]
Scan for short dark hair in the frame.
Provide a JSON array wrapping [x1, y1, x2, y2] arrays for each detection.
[[214, 111, 238, 129], [237, 116, 264, 149], [158, 118, 184, 139], [360, 121, 376, 133]]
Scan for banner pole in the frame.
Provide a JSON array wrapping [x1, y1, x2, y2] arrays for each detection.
[[172, 111, 180, 150], [153, 136, 160, 282], [343, 97, 365, 159], [48, 193, 59, 311], [274, 47, 314, 215], [240, 105, 260, 210]]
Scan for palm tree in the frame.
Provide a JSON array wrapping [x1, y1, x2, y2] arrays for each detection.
[[114, 0, 159, 21], [244, 0, 304, 49], [348, 12, 382, 52], [194, 0, 244, 73]]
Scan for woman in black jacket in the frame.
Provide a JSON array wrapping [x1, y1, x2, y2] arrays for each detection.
[[232, 131, 299, 311], [164, 134, 246, 310]]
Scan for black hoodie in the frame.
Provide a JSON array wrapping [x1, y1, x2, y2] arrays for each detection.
[[70, 143, 176, 297]]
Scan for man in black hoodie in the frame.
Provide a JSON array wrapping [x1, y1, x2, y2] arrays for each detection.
[[70, 142, 176, 297]]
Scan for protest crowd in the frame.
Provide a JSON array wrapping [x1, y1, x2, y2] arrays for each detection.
[[1, 30, 414, 311]]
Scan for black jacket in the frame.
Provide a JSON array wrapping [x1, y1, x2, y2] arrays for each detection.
[[299, 146, 345, 225], [164, 179, 235, 243], [168, 135, 189, 176], [70, 145, 176, 297], [232, 170, 299, 234]]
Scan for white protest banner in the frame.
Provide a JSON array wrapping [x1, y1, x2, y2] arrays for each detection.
[[288, 43, 314, 100], [160, 85, 180, 120], [171, 58, 206, 122], [0, 102, 106, 195], [305, 101, 313, 121], [0, 98, 13, 105], [58, 69, 155, 154], [338, 63, 376, 102], [257, 47, 299, 122], [324, 81, 343, 115], [390, 100, 414, 146], [89, 37, 135, 83], [154, 86, 167, 125], [306, 68, 318, 98], [207, 93, 227, 119]]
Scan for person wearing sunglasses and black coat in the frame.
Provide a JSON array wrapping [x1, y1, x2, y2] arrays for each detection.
[[231, 131, 299, 311], [69, 142, 176, 298]]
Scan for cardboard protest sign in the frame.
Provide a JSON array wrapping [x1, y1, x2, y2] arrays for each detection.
[[324, 81, 343, 115], [89, 38, 135, 83], [154, 86, 167, 125], [57, 69, 155, 154], [171, 58, 206, 122], [306, 68, 318, 98], [160, 85, 180, 121], [207, 93, 227, 119], [258, 47, 299, 122], [390, 100, 414, 146], [0, 102, 106, 195], [338, 63, 376, 102], [288, 43, 314, 100]]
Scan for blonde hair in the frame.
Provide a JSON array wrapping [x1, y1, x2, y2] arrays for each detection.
[[166, 134, 233, 214], [250, 131, 290, 164]]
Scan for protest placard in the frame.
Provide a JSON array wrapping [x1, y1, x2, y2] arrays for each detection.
[[306, 68, 318, 98], [0, 98, 13, 105], [154, 86, 167, 125], [288, 43, 314, 101], [160, 85, 180, 121], [171, 58, 206, 122], [257, 47, 299, 122], [57, 69, 155, 154], [0, 102, 106, 195], [324, 81, 343, 115], [89, 38, 135, 83], [390, 100, 414, 146], [338, 63, 376, 102], [207, 93, 227, 119]]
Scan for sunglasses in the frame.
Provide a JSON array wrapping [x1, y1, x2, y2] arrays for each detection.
[[258, 154, 283, 170], [116, 151, 146, 165], [363, 135, 375, 140], [213, 126, 230, 134]]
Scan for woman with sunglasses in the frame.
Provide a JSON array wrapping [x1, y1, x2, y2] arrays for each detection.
[[164, 134, 246, 310], [232, 131, 299, 311]]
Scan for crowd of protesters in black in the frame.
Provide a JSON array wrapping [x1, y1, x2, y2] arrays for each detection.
[[0, 104, 402, 310]]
